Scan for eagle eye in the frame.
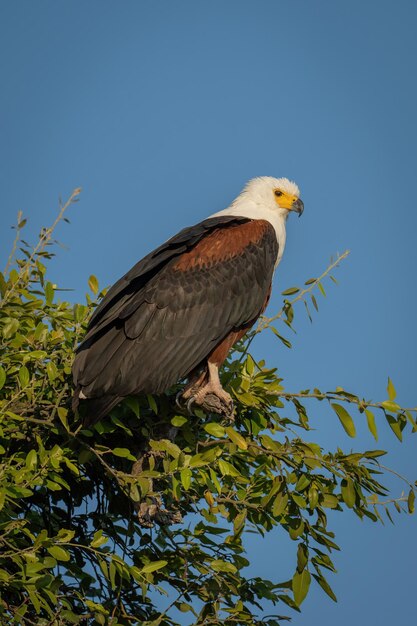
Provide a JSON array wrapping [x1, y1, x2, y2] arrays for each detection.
[[274, 190, 283, 197]]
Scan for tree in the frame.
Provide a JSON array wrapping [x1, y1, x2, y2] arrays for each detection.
[[0, 190, 415, 625]]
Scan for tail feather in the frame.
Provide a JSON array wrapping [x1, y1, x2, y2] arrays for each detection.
[[72, 388, 122, 427]]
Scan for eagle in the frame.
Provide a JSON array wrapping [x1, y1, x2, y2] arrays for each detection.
[[72, 176, 303, 424]]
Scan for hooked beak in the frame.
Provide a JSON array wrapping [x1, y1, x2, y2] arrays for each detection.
[[291, 198, 304, 217]]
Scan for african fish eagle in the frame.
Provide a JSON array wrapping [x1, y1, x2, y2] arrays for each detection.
[[72, 176, 303, 424]]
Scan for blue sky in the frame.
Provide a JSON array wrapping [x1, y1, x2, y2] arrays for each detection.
[[1, 1, 416, 623]]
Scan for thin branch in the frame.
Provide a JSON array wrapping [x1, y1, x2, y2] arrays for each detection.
[[4, 210, 24, 274], [377, 464, 415, 490], [0, 187, 81, 308], [239, 250, 350, 360], [259, 249, 350, 331], [281, 390, 417, 413]]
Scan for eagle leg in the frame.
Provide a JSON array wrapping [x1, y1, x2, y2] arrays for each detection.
[[177, 368, 208, 407], [186, 362, 234, 418]]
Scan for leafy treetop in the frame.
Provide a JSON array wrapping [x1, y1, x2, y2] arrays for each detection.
[[0, 191, 415, 625]]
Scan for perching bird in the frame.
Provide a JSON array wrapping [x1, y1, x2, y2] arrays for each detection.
[[72, 176, 303, 424]]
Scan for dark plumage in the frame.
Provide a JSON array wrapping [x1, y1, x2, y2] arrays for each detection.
[[72, 216, 278, 424]]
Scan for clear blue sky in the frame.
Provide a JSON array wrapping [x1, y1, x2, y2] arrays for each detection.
[[1, 1, 416, 623]]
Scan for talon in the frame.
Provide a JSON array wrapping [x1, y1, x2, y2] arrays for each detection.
[[175, 391, 184, 409], [178, 363, 233, 418], [186, 397, 196, 414]]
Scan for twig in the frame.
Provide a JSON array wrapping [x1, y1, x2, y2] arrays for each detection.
[[4, 210, 24, 274], [281, 390, 417, 413], [259, 249, 350, 331], [239, 250, 350, 361], [0, 187, 81, 308]]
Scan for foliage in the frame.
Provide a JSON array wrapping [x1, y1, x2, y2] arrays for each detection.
[[0, 191, 415, 625]]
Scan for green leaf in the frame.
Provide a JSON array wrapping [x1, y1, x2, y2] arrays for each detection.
[[46, 361, 58, 382], [99, 559, 109, 580], [387, 377, 396, 401], [272, 492, 288, 517], [292, 493, 307, 508], [124, 396, 140, 417], [150, 438, 181, 458], [60, 611, 81, 624], [56, 529, 75, 542], [44, 281, 54, 305], [365, 409, 378, 441], [47, 546, 70, 561], [171, 415, 187, 427], [282, 287, 300, 296], [297, 543, 308, 572], [28, 586, 41, 612], [18, 365, 30, 388], [292, 569, 311, 606], [209, 468, 222, 494], [289, 519, 305, 540], [88, 274, 99, 294], [362, 449, 387, 458], [180, 468, 192, 490], [109, 561, 117, 589], [322, 494, 339, 509], [91, 530, 109, 548], [147, 394, 158, 414], [331, 403, 356, 437], [112, 447, 137, 461], [74, 303, 88, 323], [25, 449, 37, 470], [271, 326, 292, 348], [0, 272, 7, 297], [245, 354, 255, 376], [27, 350, 48, 360], [408, 489, 415, 514], [189, 453, 211, 468], [381, 400, 401, 413], [317, 281, 326, 297], [218, 459, 244, 478], [406, 410, 417, 432], [2, 318, 19, 339], [57, 407, 69, 431], [295, 475, 310, 492], [385, 414, 403, 441], [140, 560, 167, 574], [313, 573, 337, 602], [308, 487, 319, 509], [304, 300, 312, 322], [204, 423, 226, 438], [225, 426, 248, 450], [0, 366, 6, 390], [233, 510, 247, 534], [341, 478, 355, 508], [211, 559, 237, 574]]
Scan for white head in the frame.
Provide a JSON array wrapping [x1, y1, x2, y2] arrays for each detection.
[[233, 176, 303, 219], [209, 176, 303, 266]]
